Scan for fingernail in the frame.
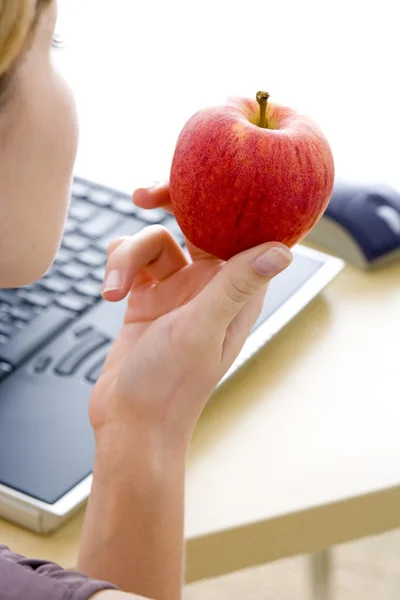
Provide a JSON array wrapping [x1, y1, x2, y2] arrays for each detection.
[[149, 180, 161, 189], [103, 269, 122, 293], [253, 247, 292, 276], [138, 180, 160, 191], [133, 181, 161, 201]]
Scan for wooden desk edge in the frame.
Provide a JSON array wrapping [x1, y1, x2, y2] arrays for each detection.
[[185, 483, 400, 583]]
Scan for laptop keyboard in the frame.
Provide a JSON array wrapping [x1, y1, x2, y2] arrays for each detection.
[[0, 178, 185, 376]]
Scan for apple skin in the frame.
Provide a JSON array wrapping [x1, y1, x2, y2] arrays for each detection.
[[169, 96, 334, 260]]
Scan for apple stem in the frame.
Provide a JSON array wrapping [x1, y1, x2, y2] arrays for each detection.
[[256, 91, 270, 128]]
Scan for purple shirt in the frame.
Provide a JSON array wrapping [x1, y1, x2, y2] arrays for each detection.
[[0, 545, 118, 599]]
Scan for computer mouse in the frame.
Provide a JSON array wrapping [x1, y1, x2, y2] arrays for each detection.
[[305, 180, 400, 269]]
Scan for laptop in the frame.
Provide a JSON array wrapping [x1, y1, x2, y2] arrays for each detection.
[[0, 177, 344, 533]]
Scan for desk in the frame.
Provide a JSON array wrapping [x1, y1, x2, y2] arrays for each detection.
[[1, 257, 400, 598]]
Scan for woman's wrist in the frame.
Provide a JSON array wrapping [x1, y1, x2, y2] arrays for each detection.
[[80, 419, 187, 598], [93, 420, 188, 488], [90, 372, 199, 460]]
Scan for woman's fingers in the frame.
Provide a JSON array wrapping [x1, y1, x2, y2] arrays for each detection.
[[188, 242, 293, 338], [222, 285, 268, 363], [102, 225, 188, 301], [133, 183, 173, 213], [106, 237, 155, 291], [107, 236, 129, 256]]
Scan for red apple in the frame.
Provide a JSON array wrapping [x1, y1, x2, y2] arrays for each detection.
[[169, 92, 334, 260]]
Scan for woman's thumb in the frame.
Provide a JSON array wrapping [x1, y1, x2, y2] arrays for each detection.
[[191, 242, 293, 332]]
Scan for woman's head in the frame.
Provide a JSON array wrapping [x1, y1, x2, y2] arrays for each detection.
[[0, 0, 78, 288]]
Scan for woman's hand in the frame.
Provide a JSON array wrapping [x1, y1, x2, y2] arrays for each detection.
[[82, 184, 292, 597], [89, 183, 292, 447]]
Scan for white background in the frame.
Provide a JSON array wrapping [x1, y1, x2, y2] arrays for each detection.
[[54, 0, 400, 194]]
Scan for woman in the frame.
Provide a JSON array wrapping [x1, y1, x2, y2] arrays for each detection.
[[0, 1, 292, 599]]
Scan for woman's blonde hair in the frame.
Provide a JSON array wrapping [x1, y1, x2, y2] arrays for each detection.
[[0, 0, 51, 79]]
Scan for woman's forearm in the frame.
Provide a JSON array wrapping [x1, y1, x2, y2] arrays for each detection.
[[78, 423, 187, 600]]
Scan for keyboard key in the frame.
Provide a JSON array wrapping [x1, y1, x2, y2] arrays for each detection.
[[40, 276, 71, 294], [91, 266, 106, 283], [9, 306, 33, 322], [54, 247, 72, 266], [94, 218, 144, 253], [79, 213, 122, 239], [16, 285, 34, 298], [55, 332, 109, 376], [0, 307, 73, 367], [112, 196, 137, 216], [74, 325, 94, 338], [0, 303, 12, 315], [32, 355, 52, 374], [76, 248, 105, 268], [71, 181, 89, 198], [18, 290, 53, 309], [0, 321, 13, 337], [0, 290, 18, 305], [56, 293, 93, 313], [69, 201, 97, 222], [0, 361, 13, 381], [62, 234, 90, 252], [88, 188, 114, 207], [86, 355, 107, 384], [94, 238, 112, 254], [58, 262, 89, 281], [135, 207, 166, 224], [0, 307, 13, 322], [74, 279, 103, 298], [163, 217, 185, 243], [64, 219, 77, 234]]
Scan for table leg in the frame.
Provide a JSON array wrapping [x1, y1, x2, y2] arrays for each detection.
[[310, 548, 333, 600]]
